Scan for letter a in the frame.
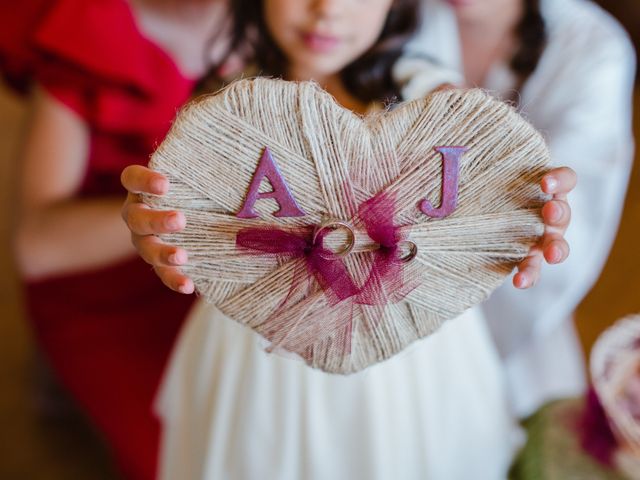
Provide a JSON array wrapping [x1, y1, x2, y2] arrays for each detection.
[[237, 147, 306, 218], [419, 146, 467, 219]]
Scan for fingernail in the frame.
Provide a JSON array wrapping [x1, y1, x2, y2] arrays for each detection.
[[151, 178, 167, 194], [178, 283, 192, 294], [166, 213, 181, 230], [544, 177, 557, 193], [169, 251, 186, 265]]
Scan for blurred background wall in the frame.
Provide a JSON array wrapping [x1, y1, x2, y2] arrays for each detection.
[[0, 1, 639, 478]]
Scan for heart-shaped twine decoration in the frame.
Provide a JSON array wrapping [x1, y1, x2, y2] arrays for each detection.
[[145, 78, 550, 374]]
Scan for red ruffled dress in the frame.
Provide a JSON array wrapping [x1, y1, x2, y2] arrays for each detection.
[[0, 1, 198, 478]]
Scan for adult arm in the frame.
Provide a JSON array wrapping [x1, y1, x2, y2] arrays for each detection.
[[14, 87, 136, 280]]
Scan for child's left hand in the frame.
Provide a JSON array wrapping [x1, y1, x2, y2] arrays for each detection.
[[514, 166, 577, 289]]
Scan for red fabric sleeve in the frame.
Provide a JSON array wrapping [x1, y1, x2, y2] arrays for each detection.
[[0, 0, 194, 135]]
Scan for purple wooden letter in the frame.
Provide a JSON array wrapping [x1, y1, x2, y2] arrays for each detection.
[[419, 146, 467, 219], [237, 147, 306, 218]]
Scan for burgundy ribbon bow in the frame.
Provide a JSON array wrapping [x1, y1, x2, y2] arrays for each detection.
[[236, 227, 359, 304], [356, 192, 418, 306], [235, 192, 417, 358], [236, 226, 359, 357]]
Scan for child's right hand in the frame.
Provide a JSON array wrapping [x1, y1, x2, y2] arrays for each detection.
[[121, 165, 194, 294]]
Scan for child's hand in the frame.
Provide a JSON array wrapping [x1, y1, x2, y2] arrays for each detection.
[[121, 165, 194, 294], [513, 166, 577, 289]]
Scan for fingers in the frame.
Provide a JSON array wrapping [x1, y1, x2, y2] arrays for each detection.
[[133, 234, 188, 268], [121, 164, 168, 195], [123, 201, 186, 235], [541, 167, 577, 198], [154, 266, 195, 294], [542, 199, 571, 231], [541, 232, 570, 264], [133, 235, 193, 294], [514, 232, 570, 289], [121, 166, 193, 294], [529, 165, 574, 290], [513, 248, 543, 289]]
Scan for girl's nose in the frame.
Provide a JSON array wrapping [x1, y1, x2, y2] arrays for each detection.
[[311, 0, 342, 20]]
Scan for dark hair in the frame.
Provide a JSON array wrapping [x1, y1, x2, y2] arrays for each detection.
[[220, 0, 420, 105], [510, 0, 547, 88]]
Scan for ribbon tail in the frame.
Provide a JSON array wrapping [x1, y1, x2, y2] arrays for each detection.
[[261, 258, 315, 354], [263, 252, 359, 359]]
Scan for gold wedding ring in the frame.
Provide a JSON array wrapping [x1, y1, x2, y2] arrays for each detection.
[[312, 221, 356, 258], [396, 240, 418, 263]]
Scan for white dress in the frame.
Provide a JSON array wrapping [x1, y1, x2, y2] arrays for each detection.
[[157, 304, 519, 480], [400, 0, 636, 417]]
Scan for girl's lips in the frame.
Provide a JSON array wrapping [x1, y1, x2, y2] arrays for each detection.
[[301, 32, 341, 53]]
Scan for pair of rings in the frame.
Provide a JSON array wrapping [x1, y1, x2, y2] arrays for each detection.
[[312, 221, 418, 263]]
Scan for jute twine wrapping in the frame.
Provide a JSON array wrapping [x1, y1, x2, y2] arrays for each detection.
[[591, 314, 640, 464], [145, 78, 550, 374]]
